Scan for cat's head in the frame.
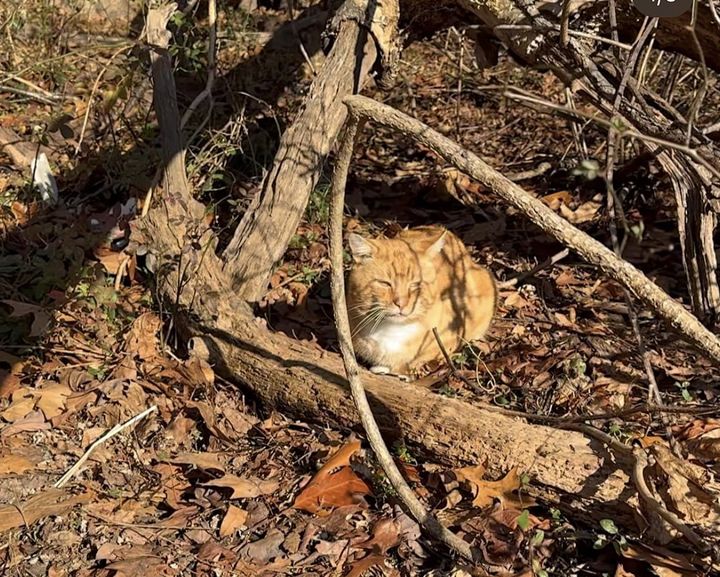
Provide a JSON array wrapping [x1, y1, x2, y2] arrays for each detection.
[[346, 229, 446, 323]]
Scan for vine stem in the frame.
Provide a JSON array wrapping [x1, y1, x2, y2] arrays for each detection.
[[327, 114, 477, 563]]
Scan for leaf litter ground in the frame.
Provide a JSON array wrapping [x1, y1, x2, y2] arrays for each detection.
[[1, 3, 719, 576]]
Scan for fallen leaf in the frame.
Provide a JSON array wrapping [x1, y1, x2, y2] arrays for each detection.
[[170, 452, 226, 473], [93, 246, 128, 275], [359, 517, 401, 554], [346, 553, 385, 577], [454, 463, 487, 487], [105, 555, 166, 574], [186, 400, 235, 443], [560, 200, 601, 224], [465, 467, 534, 510], [293, 442, 370, 514], [125, 312, 162, 360], [0, 351, 25, 375], [81, 427, 107, 449], [220, 505, 248, 537], [540, 190, 572, 209], [620, 543, 698, 576], [241, 528, 285, 564], [0, 453, 35, 475], [1, 388, 36, 422], [318, 441, 362, 472], [0, 299, 51, 337], [36, 382, 72, 419], [504, 292, 529, 309], [0, 371, 21, 399], [203, 474, 279, 499], [688, 427, 720, 461], [0, 410, 52, 438], [294, 465, 371, 514], [0, 489, 91, 532]]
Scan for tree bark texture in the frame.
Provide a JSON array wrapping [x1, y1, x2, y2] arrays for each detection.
[[446, 0, 720, 73], [221, 0, 395, 302], [147, 3, 191, 204]]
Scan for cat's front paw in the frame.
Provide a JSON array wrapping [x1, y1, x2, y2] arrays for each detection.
[[370, 365, 391, 375], [369, 366, 412, 382]]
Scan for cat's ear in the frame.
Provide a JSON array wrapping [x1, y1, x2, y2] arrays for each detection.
[[426, 230, 447, 257], [347, 233, 374, 261]]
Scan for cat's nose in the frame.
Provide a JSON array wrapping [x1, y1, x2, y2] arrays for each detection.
[[393, 296, 410, 315], [393, 296, 408, 309]]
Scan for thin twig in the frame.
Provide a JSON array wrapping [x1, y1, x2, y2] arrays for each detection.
[[0, 84, 60, 104], [559, 0, 572, 46], [328, 115, 477, 563], [685, 0, 710, 146], [498, 248, 569, 289], [74, 43, 130, 155], [504, 90, 720, 180], [709, 0, 720, 28], [432, 327, 482, 394], [180, 0, 217, 131], [54, 405, 158, 488]]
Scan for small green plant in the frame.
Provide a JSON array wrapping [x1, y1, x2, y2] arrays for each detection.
[[299, 266, 320, 285], [439, 384, 457, 398], [493, 392, 513, 406], [593, 518, 628, 554], [393, 442, 416, 465], [532, 558, 549, 577], [676, 381, 693, 402], [452, 348, 470, 369], [517, 509, 531, 531], [607, 421, 631, 444], [562, 354, 587, 379], [306, 181, 331, 224], [571, 159, 600, 181], [88, 364, 108, 380]]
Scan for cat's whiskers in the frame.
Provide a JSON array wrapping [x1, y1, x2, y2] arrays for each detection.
[[351, 306, 386, 337], [351, 310, 383, 337], [368, 308, 388, 334]]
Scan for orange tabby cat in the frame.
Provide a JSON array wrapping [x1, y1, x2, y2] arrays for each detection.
[[346, 226, 496, 375]]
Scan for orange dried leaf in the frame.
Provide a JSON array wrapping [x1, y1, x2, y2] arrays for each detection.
[[346, 554, 385, 577], [318, 441, 362, 474], [454, 463, 487, 487], [220, 505, 248, 537], [36, 382, 72, 420], [1, 388, 36, 422], [93, 246, 128, 274], [0, 454, 35, 476], [294, 466, 371, 514], [360, 517, 402, 555], [468, 467, 534, 510], [0, 489, 91, 532], [203, 474, 279, 499]]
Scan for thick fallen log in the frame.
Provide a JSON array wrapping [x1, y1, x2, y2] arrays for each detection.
[[196, 319, 635, 528]]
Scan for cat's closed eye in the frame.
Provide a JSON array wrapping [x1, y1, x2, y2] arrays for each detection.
[[374, 279, 392, 288]]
